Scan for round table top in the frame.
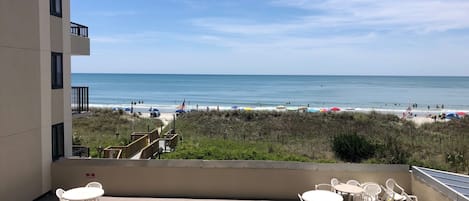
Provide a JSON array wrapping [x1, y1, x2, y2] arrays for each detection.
[[62, 187, 104, 201], [302, 190, 344, 201], [334, 184, 364, 194]]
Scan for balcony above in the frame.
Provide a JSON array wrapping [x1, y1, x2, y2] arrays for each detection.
[[70, 22, 90, 55], [71, 86, 89, 114]]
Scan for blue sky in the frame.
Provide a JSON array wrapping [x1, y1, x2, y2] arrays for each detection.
[[71, 0, 469, 76]]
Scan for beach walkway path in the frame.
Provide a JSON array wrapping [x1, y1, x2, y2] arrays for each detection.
[[127, 113, 175, 160]]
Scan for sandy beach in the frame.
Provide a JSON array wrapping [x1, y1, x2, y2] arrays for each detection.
[[134, 108, 459, 129], [139, 112, 174, 127]]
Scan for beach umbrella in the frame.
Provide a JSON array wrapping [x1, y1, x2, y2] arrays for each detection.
[[446, 112, 459, 119], [243, 107, 253, 111], [456, 111, 466, 116], [319, 108, 328, 113], [307, 108, 319, 113], [124, 107, 130, 111], [276, 105, 286, 110], [232, 105, 238, 110], [330, 107, 341, 112], [175, 109, 185, 113]]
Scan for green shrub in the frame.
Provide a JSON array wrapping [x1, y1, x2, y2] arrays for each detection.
[[332, 133, 375, 162], [374, 135, 410, 164]]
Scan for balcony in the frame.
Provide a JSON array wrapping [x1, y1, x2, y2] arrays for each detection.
[[48, 160, 469, 201], [71, 86, 89, 114], [70, 22, 90, 55]]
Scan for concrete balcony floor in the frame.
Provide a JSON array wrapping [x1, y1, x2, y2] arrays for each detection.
[[100, 197, 272, 201], [38, 193, 272, 201]]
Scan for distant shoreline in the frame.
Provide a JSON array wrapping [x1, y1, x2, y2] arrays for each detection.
[[72, 72, 469, 78], [89, 105, 465, 126]]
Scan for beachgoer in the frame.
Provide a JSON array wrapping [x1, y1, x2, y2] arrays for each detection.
[[436, 104, 439, 109], [427, 105, 430, 110], [442, 104, 444, 109]]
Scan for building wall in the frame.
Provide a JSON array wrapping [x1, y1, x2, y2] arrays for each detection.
[[71, 35, 91, 55], [0, 0, 72, 200], [52, 159, 411, 200], [411, 174, 454, 201]]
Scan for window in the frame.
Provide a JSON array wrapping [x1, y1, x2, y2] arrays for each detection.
[[50, 0, 62, 17], [52, 123, 64, 161], [51, 52, 63, 89]]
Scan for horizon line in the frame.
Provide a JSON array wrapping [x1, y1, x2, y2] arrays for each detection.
[[71, 72, 469, 77]]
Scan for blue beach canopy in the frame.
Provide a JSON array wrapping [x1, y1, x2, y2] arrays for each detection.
[[124, 108, 130, 111], [307, 108, 319, 113], [175, 109, 185, 113], [446, 112, 459, 119], [232, 105, 238, 109]]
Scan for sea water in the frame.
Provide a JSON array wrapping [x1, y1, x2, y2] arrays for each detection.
[[72, 73, 469, 113]]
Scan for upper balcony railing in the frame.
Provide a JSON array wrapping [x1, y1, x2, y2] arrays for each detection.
[[72, 86, 89, 114], [70, 22, 88, 38]]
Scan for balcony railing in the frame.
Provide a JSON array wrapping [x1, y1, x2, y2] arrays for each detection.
[[70, 22, 88, 37], [71, 86, 89, 113]]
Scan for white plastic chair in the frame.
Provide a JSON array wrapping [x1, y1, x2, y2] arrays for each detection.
[[298, 193, 304, 201], [402, 192, 419, 201], [85, 182, 103, 200], [381, 184, 405, 201], [346, 179, 361, 186], [55, 188, 67, 201], [363, 183, 381, 201], [385, 179, 406, 200], [86, 181, 103, 189], [360, 182, 376, 188], [331, 178, 341, 186], [331, 178, 348, 196]]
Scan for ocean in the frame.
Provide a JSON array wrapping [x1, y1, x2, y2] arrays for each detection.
[[72, 73, 469, 113]]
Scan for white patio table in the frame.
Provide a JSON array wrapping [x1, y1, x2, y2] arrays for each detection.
[[62, 187, 104, 201], [334, 184, 364, 201], [302, 190, 343, 201]]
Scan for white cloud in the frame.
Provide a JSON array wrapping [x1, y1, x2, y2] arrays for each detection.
[[187, 0, 469, 52], [272, 0, 469, 33], [193, 0, 469, 36]]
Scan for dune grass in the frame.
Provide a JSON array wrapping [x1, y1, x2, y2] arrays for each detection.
[[73, 109, 468, 173], [166, 111, 468, 173], [72, 108, 163, 157]]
